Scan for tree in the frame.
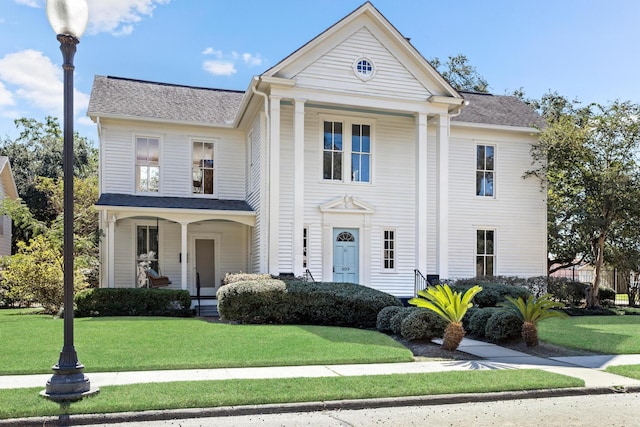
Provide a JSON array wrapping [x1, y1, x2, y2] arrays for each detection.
[[0, 117, 98, 249], [499, 294, 567, 347], [430, 54, 489, 93], [409, 284, 482, 351], [527, 100, 640, 308]]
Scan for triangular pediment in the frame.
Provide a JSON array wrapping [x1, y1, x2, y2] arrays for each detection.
[[320, 196, 375, 214], [262, 2, 460, 100]]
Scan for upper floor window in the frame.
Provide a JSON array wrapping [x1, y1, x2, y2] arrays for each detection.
[[353, 57, 375, 81], [351, 124, 370, 182], [476, 144, 494, 197], [476, 229, 495, 276], [136, 137, 159, 193], [322, 119, 372, 183], [193, 141, 215, 195], [323, 121, 343, 180]]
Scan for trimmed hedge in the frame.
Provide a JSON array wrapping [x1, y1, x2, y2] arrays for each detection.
[[75, 288, 192, 317], [222, 272, 273, 286], [217, 278, 402, 328], [389, 307, 417, 336], [377, 306, 404, 332], [452, 281, 531, 308], [484, 311, 522, 342], [400, 309, 447, 341], [547, 278, 588, 305], [467, 307, 500, 338]]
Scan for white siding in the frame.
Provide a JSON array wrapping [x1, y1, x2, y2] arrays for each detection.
[[246, 116, 263, 273], [295, 27, 430, 101], [447, 128, 546, 279], [100, 119, 246, 200], [278, 107, 294, 273]]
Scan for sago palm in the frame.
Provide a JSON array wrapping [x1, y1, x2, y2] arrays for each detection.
[[409, 284, 482, 351], [499, 294, 567, 347]]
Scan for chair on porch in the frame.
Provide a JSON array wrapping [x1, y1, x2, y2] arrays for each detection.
[[145, 268, 171, 288]]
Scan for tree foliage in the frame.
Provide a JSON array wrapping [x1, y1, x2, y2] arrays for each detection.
[[0, 117, 98, 249], [527, 98, 640, 307], [430, 54, 489, 93]]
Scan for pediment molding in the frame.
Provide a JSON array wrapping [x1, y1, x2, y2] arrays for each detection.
[[319, 195, 374, 214]]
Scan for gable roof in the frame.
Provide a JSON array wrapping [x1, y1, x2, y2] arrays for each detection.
[[454, 92, 544, 129], [87, 76, 245, 126], [262, 1, 460, 99]]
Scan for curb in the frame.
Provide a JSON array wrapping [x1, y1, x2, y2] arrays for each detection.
[[2, 386, 640, 427]]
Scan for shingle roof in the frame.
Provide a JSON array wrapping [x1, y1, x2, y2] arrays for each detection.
[[88, 77, 541, 130], [96, 193, 254, 212], [453, 92, 544, 128], [87, 76, 245, 125]]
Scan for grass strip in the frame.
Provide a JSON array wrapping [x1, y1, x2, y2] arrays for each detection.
[[0, 311, 412, 375], [605, 364, 640, 380], [538, 316, 640, 354], [0, 370, 583, 419]]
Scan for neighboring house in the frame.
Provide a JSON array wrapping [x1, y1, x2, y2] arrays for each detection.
[[0, 156, 19, 257], [87, 2, 546, 304]]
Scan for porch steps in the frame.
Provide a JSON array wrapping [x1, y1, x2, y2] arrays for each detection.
[[195, 305, 219, 317]]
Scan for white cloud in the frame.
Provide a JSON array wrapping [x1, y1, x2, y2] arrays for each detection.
[[0, 82, 14, 107], [203, 60, 236, 76], [202, 49, 266, 76], [0, 50, 89, 119], [14, 0, 40, 7], [85, 0, 170, 36], [242, 53, 264, 67]]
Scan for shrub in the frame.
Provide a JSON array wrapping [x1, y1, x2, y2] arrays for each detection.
[[75, 288, 192, 317], [452, 280, 531, 308], [484, 311, 522, 342], [462, 306, 478, 331], [389, 307, 417, 335], [217, 279, 402, 328], [467, 307, 500, 338], [400, 309, 447, 341], [547, 278, 588, 305], [222, 272, 273, 286], [377, 306, 404, 332], [599, 287, 616, 303]]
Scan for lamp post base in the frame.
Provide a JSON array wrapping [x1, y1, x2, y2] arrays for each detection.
[[40, 356, 99, 402]]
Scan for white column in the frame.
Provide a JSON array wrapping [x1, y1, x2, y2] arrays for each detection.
[[293, 98, 306, 277], [107, 214, 116, 288], [436, 113, 449, 279], [268, 95, 282, 275], [415, 113, 428, 275], [180, 222, 188, 290]]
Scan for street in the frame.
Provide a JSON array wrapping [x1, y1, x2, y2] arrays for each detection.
[[88, 392, 640, 426]]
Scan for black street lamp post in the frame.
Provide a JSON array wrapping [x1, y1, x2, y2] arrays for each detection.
[[41, 0, 98, 402]]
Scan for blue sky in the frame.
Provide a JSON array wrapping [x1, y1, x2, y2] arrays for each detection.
[[1, 0, 638, 144]]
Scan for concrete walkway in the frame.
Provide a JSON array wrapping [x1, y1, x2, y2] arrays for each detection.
[[2, 338, 640, 390]]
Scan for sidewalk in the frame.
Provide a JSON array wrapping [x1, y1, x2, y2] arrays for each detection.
[[2, 338, 640, 390]]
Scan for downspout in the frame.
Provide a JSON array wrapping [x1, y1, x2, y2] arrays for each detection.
[[251, 78, 270, 273]]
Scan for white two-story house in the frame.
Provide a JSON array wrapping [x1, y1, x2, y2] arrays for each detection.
[[88, 2, 546, 303]]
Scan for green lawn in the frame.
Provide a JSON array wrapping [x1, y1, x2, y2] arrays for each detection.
[[538, 315, 640, 354], [606, 364, 640, 380], [0, 370, 583, 420], [0, 309, 412, 375]]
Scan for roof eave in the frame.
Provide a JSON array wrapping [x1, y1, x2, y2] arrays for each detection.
[[451, 121, 541, 134]]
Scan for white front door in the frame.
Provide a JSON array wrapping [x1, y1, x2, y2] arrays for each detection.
[[190, 233, 220, 297], [333, 228, 359, 283]]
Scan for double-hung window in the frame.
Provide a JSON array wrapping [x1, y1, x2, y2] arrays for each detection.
[[192, 141, 215, 195], [136, 137, 159, 192], [476, 229, 495, 276], [322, 119, 372, 183], [476, 144, 494, 197]]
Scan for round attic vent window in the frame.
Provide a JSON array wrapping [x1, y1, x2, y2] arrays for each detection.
[[354, 57, 375, 81]]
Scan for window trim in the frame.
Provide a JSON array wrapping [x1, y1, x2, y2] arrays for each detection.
[[353, 57, 376, 81], [476, 228, 496, 277], [382, 228, 396, 273], [475, 143, 496, 199], [191, 138, 219, 198], [135, 135, 161, 194], [319, 114, 375, 185]]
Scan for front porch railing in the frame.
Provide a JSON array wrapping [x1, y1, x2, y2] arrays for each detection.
[[414, 269, 428, 296]]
